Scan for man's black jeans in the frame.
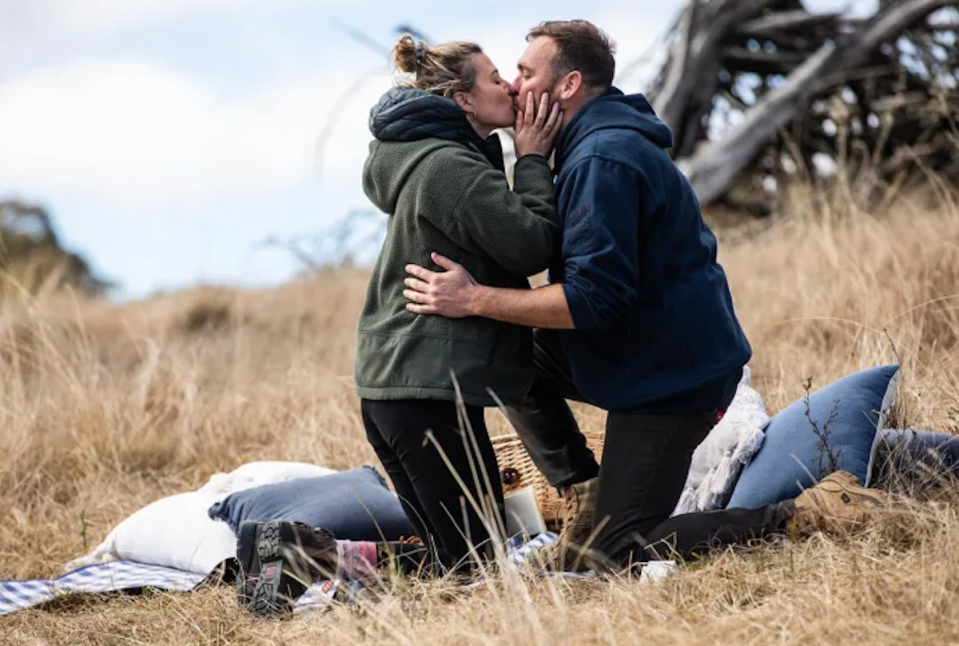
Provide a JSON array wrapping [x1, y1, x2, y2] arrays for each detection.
[[362, 398, 505, 572], [505, 329, 792, 567]]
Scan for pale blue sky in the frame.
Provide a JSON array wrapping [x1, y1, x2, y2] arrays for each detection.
[[0, 0, 874, 299]]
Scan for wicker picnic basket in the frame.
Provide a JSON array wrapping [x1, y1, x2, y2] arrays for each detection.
[[490, 429, 605, 531]]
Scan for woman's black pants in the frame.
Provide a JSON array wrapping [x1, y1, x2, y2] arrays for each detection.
[[361, 398, 505, 572]]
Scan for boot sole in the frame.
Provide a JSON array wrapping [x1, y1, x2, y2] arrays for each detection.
[[235, 521, 263, 608], [249, 558, 287, 615], [248, 521, 310, 616]]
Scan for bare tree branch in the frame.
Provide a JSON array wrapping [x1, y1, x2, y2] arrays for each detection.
[[674, 0, 957, 205]]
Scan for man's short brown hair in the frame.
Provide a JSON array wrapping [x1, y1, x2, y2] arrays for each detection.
[[527, 20, 616, 92]]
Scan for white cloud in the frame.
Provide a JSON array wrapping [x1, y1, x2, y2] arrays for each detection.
[[0, 2, 675, 214], [4, 0, 241, 36], [0, 57, 393, 211], [1, 61, 211, 202], [0, 0, 349, 77], [0, 11, 666, 213], [0, 0, 320, 45], [0, 3, 681, 297]]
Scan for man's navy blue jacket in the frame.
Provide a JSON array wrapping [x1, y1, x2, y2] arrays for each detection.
[[551, 87, 752, 413]]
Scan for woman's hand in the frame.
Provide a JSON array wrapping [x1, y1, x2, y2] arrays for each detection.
[[513, 92, 563, 159]]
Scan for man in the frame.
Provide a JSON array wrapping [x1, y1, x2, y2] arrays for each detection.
[[403, 20, 886, 569]]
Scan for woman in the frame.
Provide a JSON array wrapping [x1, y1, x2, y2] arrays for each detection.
[[234, 37, 562, 617], [355, 35, 563, 571]]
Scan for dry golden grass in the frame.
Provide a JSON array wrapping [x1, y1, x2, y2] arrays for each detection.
[[2, 187, 959, 645]]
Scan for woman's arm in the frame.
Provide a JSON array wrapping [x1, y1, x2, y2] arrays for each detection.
[[421, 148, 560, 278]]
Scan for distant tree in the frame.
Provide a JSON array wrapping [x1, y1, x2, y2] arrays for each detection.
[[0, 200, 111, 298], [263, 208, 386, 273]]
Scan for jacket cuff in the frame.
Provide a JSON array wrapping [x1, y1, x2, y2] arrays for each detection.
[[513, 154, 551, 172], [562, 280, 601, 331]]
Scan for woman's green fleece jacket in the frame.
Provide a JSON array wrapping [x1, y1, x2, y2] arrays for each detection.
[[354, 88, 560, 406]]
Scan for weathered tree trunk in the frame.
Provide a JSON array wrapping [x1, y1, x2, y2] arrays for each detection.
[[644, 0, 959, 206], [652, 0, 774, 158]]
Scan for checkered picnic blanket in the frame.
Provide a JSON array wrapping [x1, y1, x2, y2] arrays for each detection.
[[508, 530, 558, 567], [0, 560, 207, 616], [1, 532, 679, 618], [0, 533, 562, 617]]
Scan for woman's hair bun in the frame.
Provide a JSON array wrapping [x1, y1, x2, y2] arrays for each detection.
[[390, 37, 482, 98], [394, 35, 423, 74]]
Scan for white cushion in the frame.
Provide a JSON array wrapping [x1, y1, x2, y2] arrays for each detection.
[[68, 491, 236, 574], [198, 461, 337, 496], [66, 461, 338, 573]]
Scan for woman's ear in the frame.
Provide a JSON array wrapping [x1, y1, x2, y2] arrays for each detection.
[[452, 91, 474, 115]]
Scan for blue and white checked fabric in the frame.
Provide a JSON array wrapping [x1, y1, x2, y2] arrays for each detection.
[[0, 561, 206, 616], [507, 531, 558, 566], [3, 532, 644, 617]]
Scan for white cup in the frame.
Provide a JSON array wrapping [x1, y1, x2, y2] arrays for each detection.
[[504, 486, 547, 538]]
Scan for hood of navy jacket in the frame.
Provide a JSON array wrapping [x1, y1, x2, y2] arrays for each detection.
[[555, 88, 673, 172]]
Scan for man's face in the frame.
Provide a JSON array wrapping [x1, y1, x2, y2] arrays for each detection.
[[512, 36, 560, 112]]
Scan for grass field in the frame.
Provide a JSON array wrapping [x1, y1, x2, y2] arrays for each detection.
[[1, 187, 959, 645]]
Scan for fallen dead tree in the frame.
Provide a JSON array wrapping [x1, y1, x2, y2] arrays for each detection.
[[644, 0, 959, 208]]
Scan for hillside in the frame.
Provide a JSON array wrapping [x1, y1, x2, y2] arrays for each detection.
[[1, 192, 958, 644]]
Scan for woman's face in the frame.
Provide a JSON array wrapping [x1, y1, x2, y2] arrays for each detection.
[[460, 53, 516, 131]]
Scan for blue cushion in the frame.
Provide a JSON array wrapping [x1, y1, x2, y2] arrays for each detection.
[[208, 466, 414, 541], [727, 365, 899, 509], [874, 428, 959, 479]]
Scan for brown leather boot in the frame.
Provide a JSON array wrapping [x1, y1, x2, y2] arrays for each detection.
[[535, 478, 599, 571], [789, 470, 890, 536], [560, 478, 599, 546]]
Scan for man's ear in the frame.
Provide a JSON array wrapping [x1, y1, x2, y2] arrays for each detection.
[[556, 71, 583, 101]]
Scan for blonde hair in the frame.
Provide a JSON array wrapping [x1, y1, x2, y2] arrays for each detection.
[[393, 35, 483, 99]]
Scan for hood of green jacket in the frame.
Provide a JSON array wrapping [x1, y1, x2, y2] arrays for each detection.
[[364, 88, 505, 214]]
